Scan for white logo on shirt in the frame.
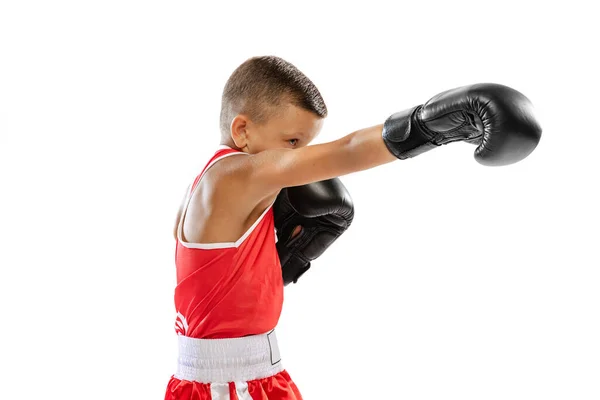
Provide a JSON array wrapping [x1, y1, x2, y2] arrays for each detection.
[[175, 311, 188, 336]]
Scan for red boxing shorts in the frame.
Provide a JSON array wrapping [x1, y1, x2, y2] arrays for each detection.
[[164, 330, 302, 400]]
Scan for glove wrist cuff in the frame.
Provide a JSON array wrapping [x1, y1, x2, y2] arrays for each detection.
[[382, 105, 439, 160]]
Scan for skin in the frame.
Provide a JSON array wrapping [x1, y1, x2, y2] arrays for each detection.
[[174, 102, 397, 244]]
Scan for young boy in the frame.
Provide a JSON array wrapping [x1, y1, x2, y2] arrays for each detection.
[[164, 56, 541, 400]]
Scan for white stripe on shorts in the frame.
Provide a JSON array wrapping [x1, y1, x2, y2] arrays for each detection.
[[209, 383, 230, 399], [233, 381, 252, 400], [207, 381, 252, 400]]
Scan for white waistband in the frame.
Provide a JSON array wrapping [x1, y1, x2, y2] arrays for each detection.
[[175, 330, 283, 383]]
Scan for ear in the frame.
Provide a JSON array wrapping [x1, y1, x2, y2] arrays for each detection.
[[230, 114, 250, 149]]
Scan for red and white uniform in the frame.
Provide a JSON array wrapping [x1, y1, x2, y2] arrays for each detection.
[[164, 146, 302, 400]]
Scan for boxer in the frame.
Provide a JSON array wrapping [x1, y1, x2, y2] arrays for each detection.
[[165, 55, 542, 400]]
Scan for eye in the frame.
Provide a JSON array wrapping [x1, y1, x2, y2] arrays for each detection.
[[288, 139, 298, 146]]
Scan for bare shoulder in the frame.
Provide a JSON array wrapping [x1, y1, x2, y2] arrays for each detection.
[[209, 152, 279, 206], [181, 155, 278, 244]]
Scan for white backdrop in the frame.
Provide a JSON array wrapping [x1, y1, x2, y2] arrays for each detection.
[[1, 1, 599, 399]]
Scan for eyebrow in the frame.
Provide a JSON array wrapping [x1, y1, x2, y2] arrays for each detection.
[[284, 131, 305, 139]]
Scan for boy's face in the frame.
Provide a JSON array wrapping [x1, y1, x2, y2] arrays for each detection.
[[231, 103, 324, 153]]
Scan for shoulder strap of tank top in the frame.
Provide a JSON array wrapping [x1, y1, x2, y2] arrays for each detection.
[[177, 146, 247, 243], [189, 145, 245, 194]]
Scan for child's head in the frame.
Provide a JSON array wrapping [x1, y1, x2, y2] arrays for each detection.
[[219, 56, 327, 153]]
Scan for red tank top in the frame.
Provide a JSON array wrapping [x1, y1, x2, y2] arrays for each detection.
[[173, 146, 284, 339]]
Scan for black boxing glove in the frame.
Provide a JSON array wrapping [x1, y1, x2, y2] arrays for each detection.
[[382, 83, 542, 166], [274, 178, 354, 286]]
